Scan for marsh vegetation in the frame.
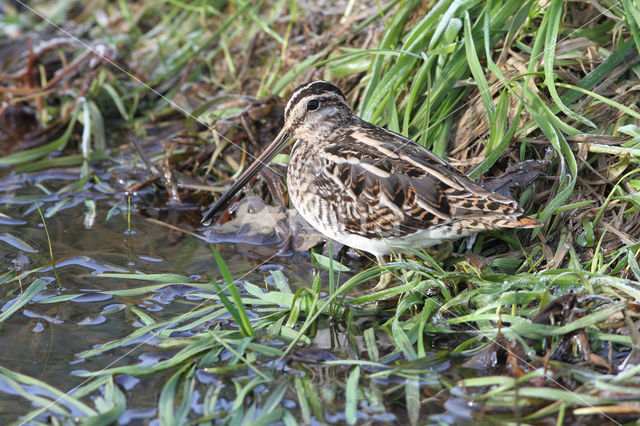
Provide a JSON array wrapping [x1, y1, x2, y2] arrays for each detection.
[[1, 0, 640, 424]]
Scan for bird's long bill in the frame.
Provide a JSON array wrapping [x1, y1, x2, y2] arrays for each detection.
[[201, 127, 289, 225]]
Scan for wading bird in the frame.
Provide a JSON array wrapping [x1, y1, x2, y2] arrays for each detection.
[[202, 81, 539, 288]]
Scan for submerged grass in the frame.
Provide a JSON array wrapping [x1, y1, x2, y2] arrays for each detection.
[[1, 0, 640, 424]]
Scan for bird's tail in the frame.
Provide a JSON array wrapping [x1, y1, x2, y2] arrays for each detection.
[[500, 216, 541, 229]]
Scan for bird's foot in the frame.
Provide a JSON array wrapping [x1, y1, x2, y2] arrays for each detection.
[[373, 270, 393, 291]]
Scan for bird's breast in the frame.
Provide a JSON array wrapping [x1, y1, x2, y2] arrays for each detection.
[[287, 140, 347, 237]]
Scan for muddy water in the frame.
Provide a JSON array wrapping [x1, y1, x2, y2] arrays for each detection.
[[0, 171, 276, 417], [0, 169, 331, 422], [0, 164, 469, 423]]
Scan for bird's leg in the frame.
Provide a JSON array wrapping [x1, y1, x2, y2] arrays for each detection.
[[432, 241, 453, 261], [373, 255, 393, 291]]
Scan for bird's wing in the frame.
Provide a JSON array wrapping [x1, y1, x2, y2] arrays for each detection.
[[317, 122, 532, 238]]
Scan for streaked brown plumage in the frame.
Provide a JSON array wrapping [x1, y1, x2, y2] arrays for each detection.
[[202, 81, 539, 285]]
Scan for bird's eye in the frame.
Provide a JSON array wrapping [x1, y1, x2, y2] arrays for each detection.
[[306, 99, 319, 111]]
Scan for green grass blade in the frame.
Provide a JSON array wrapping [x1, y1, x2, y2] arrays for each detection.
[[0, 108, 78, 166], [345, 366, 360, 425], [464, 10, 494, 121], [261, 380, 289, 415], [560, 37, 635, 106], [622, 0, 640, 55], [209, 332, 270, 380], [360, 0, 423, 116], [0, 365, 97, 419], [406, 378, 419, 426], [82, 377, 126, 426], [210, 245, 254, 338], [98, 272, 194, 283], [0, 279, 47, 323], [556, 82, 640, 121], [158, 365, 191, 426], [542, 0, 595, 128], [312, 252, 350, 272]]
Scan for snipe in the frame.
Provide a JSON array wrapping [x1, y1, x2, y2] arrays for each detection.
[[202, 81, 539, 288]]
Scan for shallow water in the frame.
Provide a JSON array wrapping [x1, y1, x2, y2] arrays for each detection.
[[7, 160, 631, 425], [0, 164, 456, 423]]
